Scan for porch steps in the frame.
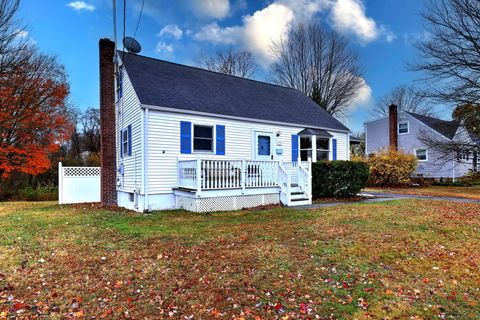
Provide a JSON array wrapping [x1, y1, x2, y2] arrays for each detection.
[[288, 184, 310, 205]]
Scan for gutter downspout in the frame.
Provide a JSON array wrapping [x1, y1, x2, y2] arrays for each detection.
[[143, 107, 149, 212], [452, 154, 456, 182]]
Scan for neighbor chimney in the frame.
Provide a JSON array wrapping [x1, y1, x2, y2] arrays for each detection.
[[99, 38, 117, 206], [389, 104, 398, 151]]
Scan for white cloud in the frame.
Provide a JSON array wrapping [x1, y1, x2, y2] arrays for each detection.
[[193, 0, 394, 66], [194, 3, 295, 65], [67, 1, 96, 12], [159, 24, 183, 39], [15, 29, 28, 39], [155, 42, 174, 55], [330, 0, 394, 43], [191, 0, 230, 19], [351, 78, 373, 107]]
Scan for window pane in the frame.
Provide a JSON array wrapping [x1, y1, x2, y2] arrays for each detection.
[[416, 149, 427, 160], [194, 125, 213, 138], [194, 138, 212, 151], [300, 136, 311, 149], [399, 122, 408, 133], [316, 138, 329, 150], [300, 149, 312, 161], [317, 150, 329, 161], [257, 136, 271, 156]]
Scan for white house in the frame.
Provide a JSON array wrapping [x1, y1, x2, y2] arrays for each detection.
[[365, 105, 478, 180], [99, 39, 352, 212]]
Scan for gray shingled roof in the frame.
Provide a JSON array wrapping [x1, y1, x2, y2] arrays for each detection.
[[407, 112, 459, 139], [120, 52, 349, 132]]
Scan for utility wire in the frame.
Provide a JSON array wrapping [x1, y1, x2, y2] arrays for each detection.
[[133, 0, 146, 39]]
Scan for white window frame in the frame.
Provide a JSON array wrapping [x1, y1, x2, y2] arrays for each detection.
[[192, 124, 215, 154], [121, 128, 129, 157], [299, 136, 313, 162], [414, 148, 428, 162], [398, 121, 409, 135], [316, 137, 330, 161]]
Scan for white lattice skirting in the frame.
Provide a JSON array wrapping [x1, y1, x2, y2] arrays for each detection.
[[176, 193, 280, 212]]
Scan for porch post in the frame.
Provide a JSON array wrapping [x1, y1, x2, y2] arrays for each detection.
[[196, 157, 202, 197], [308, 157, 312, 204], [312, 135, 317, 163], [241, 159, 246, 194]]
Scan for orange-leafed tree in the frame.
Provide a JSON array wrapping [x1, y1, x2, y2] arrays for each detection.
[[0, 46, 73, 179]]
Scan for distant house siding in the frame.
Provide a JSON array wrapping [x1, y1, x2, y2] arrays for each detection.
[[365, 113, 459, 178], [146, 109, 350, 195], [116, 64, 143, 194]]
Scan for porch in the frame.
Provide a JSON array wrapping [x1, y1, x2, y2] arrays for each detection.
[[176, 159, 312, 212]]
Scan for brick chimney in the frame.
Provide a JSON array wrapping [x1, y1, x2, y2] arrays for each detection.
[[389, 104, 398, 151], [99, 38, 117, 206]]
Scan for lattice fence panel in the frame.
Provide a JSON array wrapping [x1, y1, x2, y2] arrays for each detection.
[[63, 166, 101, 177]]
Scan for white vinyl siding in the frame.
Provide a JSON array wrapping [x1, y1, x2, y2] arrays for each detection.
[[116, 62, 143, 193], [147, 110, 349, 194]]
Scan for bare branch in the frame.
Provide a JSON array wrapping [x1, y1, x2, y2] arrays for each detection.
[[370, 85, 435, 119], [197, 46, 256, 79], [269, 22, 364, 117]]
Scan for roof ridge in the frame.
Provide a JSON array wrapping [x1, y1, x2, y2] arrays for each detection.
[[119, 50, 300, 93], [406, 111, 458, 124]]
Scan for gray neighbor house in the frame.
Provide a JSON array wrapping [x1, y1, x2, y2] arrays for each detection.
[[365, 105, 478, 180]]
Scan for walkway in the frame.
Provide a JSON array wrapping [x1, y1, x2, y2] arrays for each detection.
[[294, 191, 480, 210]]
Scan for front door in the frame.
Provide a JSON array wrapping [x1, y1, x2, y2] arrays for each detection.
[[254, 131, 274, 160]]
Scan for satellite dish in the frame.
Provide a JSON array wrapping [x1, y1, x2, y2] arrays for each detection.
[[123, 37, 141, 54]]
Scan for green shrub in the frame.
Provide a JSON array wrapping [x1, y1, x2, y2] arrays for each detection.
[[312, 160, 370, 198], [365, 150, 418, 187], [18, 185, 58, 201]]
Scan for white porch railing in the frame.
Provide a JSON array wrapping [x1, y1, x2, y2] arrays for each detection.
[[178, 158, 312, 205], [278, 164, 291, 205], [298, 160, 312, 202], [178, 159, 281, 193]]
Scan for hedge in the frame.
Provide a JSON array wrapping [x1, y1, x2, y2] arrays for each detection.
[[312, 161, 370, 198]]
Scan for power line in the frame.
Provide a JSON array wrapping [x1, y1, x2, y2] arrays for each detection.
[[133, 0, 146, 39]]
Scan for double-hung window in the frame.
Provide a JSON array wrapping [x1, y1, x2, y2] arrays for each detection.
[[300, 136, 312, 161], [415, 148, 428, 161], [121, 125, 131, 157], [398, 121, 409, 134], [316, 137, 330, 161], [193, 125, 214, 152]]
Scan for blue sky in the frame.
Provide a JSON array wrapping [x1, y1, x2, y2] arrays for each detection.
[[20, 0, 427, 132]]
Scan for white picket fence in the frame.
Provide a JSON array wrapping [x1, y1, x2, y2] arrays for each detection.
[[58, 162, 101, 204]]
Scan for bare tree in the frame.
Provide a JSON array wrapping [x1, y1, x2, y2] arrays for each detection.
[[410, 0, 480, 170], [411, 0, 480, 105], [197, 46, 256, 78], [370, 85, 434, 118], [80, 107, 100, 153], [270, 22, 364, 117]]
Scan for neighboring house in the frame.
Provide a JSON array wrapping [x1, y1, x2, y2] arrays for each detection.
[[365, 105, 478, 180], [98, 39, 352, 212]]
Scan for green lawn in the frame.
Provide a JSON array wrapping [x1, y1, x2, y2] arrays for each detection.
[[1, 200, 479, 319], [365, 185, 480, 200]]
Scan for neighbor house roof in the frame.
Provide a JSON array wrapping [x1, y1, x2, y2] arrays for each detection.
[[119, 51, 350, 132], [407, 112, 460, 139]]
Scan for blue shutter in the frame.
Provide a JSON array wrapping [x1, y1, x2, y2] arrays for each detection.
[[120, 130, 123, 158], [216, 125, 225, 155], [180, 121, 192, 154], [332, 138, 337, 160], [127, 125, 132, 156], [291, 134, 299, 162]]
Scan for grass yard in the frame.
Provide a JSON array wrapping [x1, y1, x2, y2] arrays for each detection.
[[1, 200, 479, 319], [365, 185, 480, 200]]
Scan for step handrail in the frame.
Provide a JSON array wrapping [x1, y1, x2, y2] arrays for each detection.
[[278, 163, 291, 206], [298, 158, 312, 204]]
